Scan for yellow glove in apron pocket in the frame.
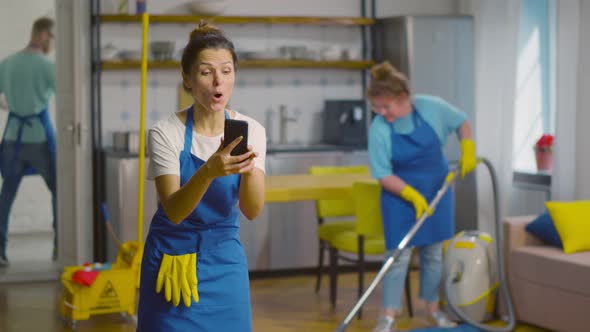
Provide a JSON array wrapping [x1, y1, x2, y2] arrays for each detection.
[[156, 253, 199, 307]]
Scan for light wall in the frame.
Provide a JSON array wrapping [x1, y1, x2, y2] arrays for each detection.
[[552, 0, 590, 200], [375, 0, 460, 17], [576, 2, 590, 199], [0, 0, 56, 234]]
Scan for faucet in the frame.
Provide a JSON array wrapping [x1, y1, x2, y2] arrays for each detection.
[[278, 104, 298, 144], [265, 108, 275, 144]]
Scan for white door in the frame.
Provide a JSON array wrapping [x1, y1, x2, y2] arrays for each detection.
[[55, 0, 93, 266]]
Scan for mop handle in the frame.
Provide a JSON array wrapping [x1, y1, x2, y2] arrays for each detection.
[[137, 12, 149, 244], [101, 203, 123, 248], [334, 165, 460, 332]]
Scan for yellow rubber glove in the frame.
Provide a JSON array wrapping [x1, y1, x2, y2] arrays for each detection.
[[460, 139, 477, 178], [187, 253, 199, 304], [156, 253, 199, 307], [400, 185, 433, 221]]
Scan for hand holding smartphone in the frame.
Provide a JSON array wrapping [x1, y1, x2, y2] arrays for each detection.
[[223, 119, 249, 156]]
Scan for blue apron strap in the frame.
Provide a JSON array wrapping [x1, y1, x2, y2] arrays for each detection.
[[3, 113, 37, 176], [10, 113, 36, 144], [224, 110, 230, 120], [36, 109, 56, 160], [183, 106, 194, 154]]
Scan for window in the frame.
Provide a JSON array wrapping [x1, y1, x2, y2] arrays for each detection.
[[512, 0, 556, 172]]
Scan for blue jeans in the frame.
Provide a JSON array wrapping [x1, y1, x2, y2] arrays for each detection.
[[0, 142, 57, 258], [382, 242, 443, 310]]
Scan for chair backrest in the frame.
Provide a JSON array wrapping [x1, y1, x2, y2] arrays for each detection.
[[353, 181, 384, 237], [309, 165, 370, 218]]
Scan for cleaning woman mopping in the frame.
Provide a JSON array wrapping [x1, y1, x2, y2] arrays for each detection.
[[367, 62, 477, 332], [136, 22, 266, 331]]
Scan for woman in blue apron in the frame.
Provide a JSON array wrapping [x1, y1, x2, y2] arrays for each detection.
[[137, 22, 265, 332], [366, 62, 477, 332]]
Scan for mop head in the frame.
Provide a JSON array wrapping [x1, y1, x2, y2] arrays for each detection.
[[410, 324, 482, 332]]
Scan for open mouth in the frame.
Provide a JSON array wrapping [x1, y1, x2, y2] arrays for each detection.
[[213, 92, 223, 101]]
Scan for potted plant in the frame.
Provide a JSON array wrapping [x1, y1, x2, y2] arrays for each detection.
[[534, 134, 554, 171]]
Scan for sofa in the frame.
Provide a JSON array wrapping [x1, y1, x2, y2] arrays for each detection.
[[503, 215, 590, 332]]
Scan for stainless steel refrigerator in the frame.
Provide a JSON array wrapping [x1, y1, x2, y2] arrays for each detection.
[[373, 15, 478, 232]]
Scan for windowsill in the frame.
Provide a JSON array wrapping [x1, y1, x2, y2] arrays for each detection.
[[512, 168, 552, 194]]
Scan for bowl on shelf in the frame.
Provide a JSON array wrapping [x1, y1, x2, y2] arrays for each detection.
[[186, 0, 229, 16], [150, 41, 175, 61], [117, 49, 142, 61]]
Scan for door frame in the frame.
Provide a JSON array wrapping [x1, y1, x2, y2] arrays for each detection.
[[55, 0, 94, 266]]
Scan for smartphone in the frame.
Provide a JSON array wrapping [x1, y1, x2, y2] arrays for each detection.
[[223, 119, 249, 156]]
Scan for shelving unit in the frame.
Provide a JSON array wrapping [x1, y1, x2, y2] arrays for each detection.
[[101, 59, 374, 70], [100, 14, 375, 71], [89, 0, 375, 262], [101, 14, 374, 25]]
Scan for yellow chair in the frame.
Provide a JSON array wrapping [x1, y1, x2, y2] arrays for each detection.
[[327, 181, 413, 318], [310, 165, 370, 294]]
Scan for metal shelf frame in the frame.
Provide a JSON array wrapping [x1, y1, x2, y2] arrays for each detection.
[[88, 0, 375, 262]]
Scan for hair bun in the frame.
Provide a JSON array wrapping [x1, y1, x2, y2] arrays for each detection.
[[370, 61, 400, 80], [189, 20, 223, 42]]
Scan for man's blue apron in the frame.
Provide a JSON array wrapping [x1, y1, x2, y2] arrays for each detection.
[[0, 109, 56, 178], [381, 108, 454, 250], [137, 107, 252, 332]]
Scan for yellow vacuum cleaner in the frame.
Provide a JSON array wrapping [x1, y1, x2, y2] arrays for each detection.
[[59, 12, 150, 329]]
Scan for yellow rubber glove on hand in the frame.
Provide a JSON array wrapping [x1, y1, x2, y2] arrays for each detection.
[[460, 139, 477, 178], [156, 253, 199, 307], [400, 185, 433, 221]]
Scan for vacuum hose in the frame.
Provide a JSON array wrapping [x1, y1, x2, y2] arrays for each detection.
[[443, 157, 516, 332]]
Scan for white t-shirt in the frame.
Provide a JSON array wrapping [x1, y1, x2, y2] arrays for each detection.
[[147, 110, 266, 180]]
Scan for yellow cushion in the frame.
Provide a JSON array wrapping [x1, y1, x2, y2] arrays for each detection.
[[318, 220, 356, 242], [330, 231, 385, 255], [545, 200, 590, 254]]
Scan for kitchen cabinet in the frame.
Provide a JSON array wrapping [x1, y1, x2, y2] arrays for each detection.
[[104, 153, 158, 262], [341, 149, 369, 166]]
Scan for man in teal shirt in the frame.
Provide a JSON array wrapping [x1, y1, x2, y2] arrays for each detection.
[[0, 17, 57, 266]]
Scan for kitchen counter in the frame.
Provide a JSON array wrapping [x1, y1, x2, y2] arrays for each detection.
[[103, 144, 367, 157], [267, 143, 366, 154]]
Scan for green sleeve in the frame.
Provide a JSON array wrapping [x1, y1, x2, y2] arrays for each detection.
[[0, 60, 4, 94], [46, 61, 55, 91]]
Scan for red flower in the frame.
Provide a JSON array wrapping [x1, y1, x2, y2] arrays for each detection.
[[535, 134, 554, 148]]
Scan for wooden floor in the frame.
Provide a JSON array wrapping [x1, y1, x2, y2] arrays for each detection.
[[0, 271, 549, 332]]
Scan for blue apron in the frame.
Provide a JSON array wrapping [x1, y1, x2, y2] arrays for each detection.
[[137, 107, 252, 332], [0, 109, 56, 178], [381, 108, 454, 249]]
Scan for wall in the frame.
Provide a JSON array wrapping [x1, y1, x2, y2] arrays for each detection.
[[574, 1, 590, 199], [0, 0, 56, 234], [375, 0, 460, 17], [551, 0, 590, 201], [458, 0, 520, 238]]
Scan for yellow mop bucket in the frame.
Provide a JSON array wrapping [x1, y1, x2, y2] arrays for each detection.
[[59, 241, 143, 322]]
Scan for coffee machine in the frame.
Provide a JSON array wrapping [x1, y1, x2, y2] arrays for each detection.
[[322, 100, 368, 147]]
